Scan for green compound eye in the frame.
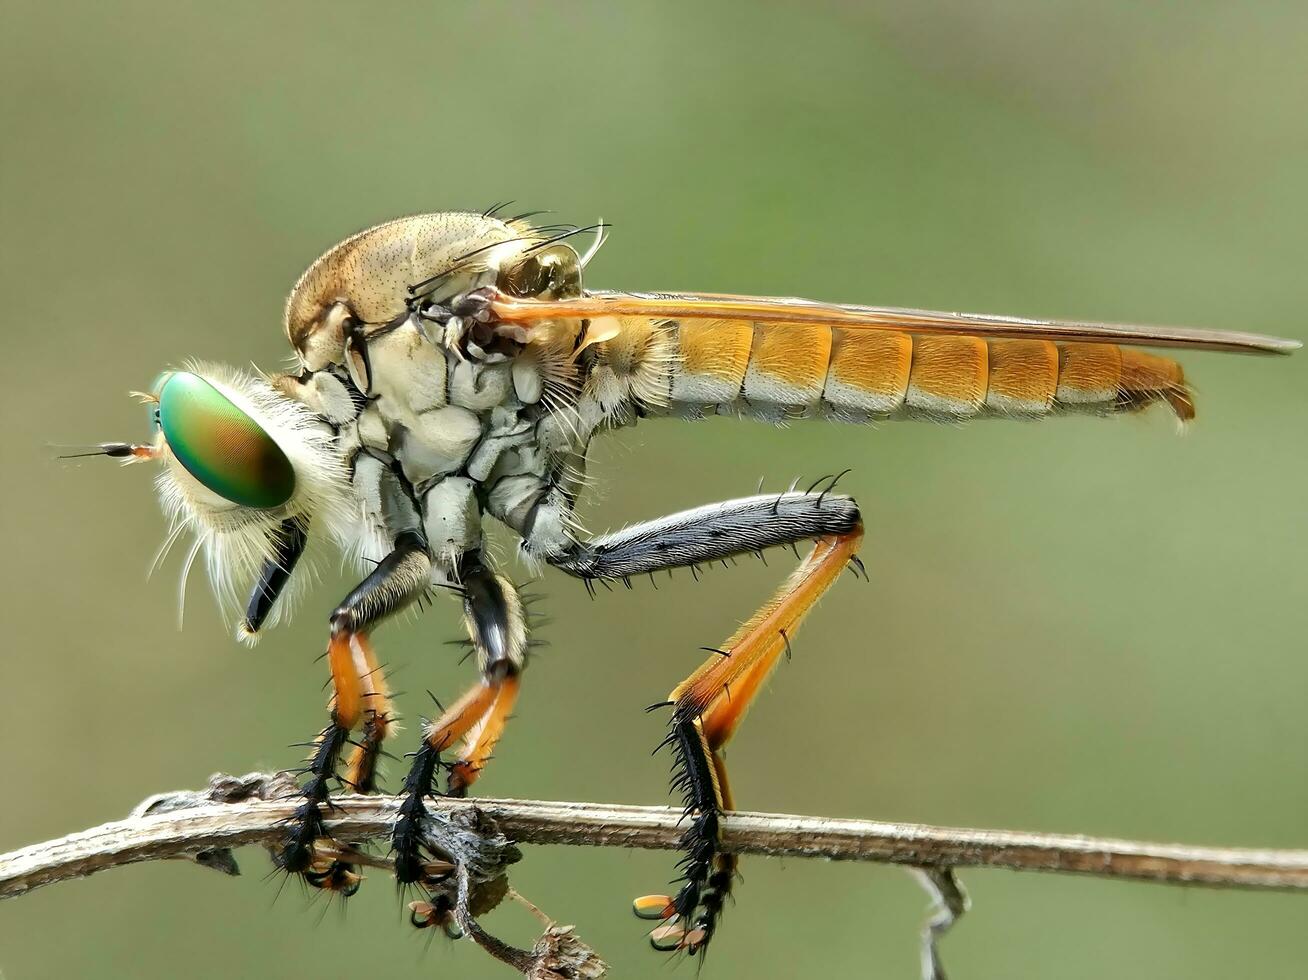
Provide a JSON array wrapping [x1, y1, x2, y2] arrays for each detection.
[[157, 372, 296, 509]]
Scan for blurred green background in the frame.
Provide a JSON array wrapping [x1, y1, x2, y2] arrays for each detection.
[[2, 1, 1306, 977]]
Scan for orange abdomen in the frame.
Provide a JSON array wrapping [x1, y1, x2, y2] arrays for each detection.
[[666, 320, 1193, 423]]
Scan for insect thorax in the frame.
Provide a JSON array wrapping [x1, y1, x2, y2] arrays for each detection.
[[275, 316, 594, 580], [273, 212, 680, 579]]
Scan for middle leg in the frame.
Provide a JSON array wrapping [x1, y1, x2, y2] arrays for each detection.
[[391, 558, 529, 892]]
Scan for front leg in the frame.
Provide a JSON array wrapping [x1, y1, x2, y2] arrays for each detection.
[[278, 530, 432, 893], [547, 489, 864, 954], [237, 518, 309, 641]]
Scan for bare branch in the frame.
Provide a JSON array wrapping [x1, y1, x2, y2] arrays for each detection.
[[4, 771, 1307, 901]]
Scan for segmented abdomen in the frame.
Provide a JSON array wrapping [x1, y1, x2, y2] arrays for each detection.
[[664, 319, 1194, 422]]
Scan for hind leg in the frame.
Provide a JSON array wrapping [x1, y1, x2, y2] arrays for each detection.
[[545, 489, 864, 953], [641, 528, 863, 951]]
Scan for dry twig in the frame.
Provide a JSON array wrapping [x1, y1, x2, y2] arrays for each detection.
[[2, 772, 1306, 978]]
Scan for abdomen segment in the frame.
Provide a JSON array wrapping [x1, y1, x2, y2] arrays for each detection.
[[662, 321, 1194, 423]]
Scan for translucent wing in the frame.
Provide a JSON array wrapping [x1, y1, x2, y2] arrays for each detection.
[[486, 288, 1300, 355]]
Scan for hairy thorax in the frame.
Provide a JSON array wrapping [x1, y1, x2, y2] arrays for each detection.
[[274, 214, 638, 582]]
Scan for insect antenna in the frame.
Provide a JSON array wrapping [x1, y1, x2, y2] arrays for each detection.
[[55, 442, 156, 461]]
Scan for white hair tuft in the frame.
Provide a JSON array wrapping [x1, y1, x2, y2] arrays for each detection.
[[153, 361, 351, 637]]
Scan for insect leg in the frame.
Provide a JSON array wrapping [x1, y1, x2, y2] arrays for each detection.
[[392, 559, 527, 890], [549, 490, 863, 955], [549, 490, 860, 581], [279, 530, 431, 894], [238, 518, 309, 640]]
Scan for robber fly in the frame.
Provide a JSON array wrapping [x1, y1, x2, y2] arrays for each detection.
[[84, 209, 1298, 957]]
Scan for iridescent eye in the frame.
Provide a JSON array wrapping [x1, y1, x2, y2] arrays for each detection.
[[157, 372, 296, 508]]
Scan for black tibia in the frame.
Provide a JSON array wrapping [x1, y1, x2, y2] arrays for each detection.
[[279, 531, 431, 890], [460, 561, 526, 673], [393, 560, 527, 890], [550, 491, 860, 581], [241, 518, 309, 637]]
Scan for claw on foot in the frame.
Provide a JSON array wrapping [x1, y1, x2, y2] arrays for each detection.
[[636, 712, 738, 955], [409, 897, 463, 939], [642, 916, 709, 954], [632, 895, 675, 921], [304, 857, 362, 896], [649, 920, 686, 952], [633, 890, 716, 953], [635, 891, 692, 951]]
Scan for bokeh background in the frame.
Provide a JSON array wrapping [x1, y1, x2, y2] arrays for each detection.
[[2, 2, 1306, 977]]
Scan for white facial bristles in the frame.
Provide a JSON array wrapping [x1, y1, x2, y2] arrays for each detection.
[[153, 361, 351, 640]]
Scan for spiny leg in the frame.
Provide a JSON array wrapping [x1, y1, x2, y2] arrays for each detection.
[[393, 559, 527, 893], [284, 635, 406, 896], [656, 529, 863, 952], [300, 630, 397, 896], [547, 488, 863, 954], [278, 530, 431, 894]]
